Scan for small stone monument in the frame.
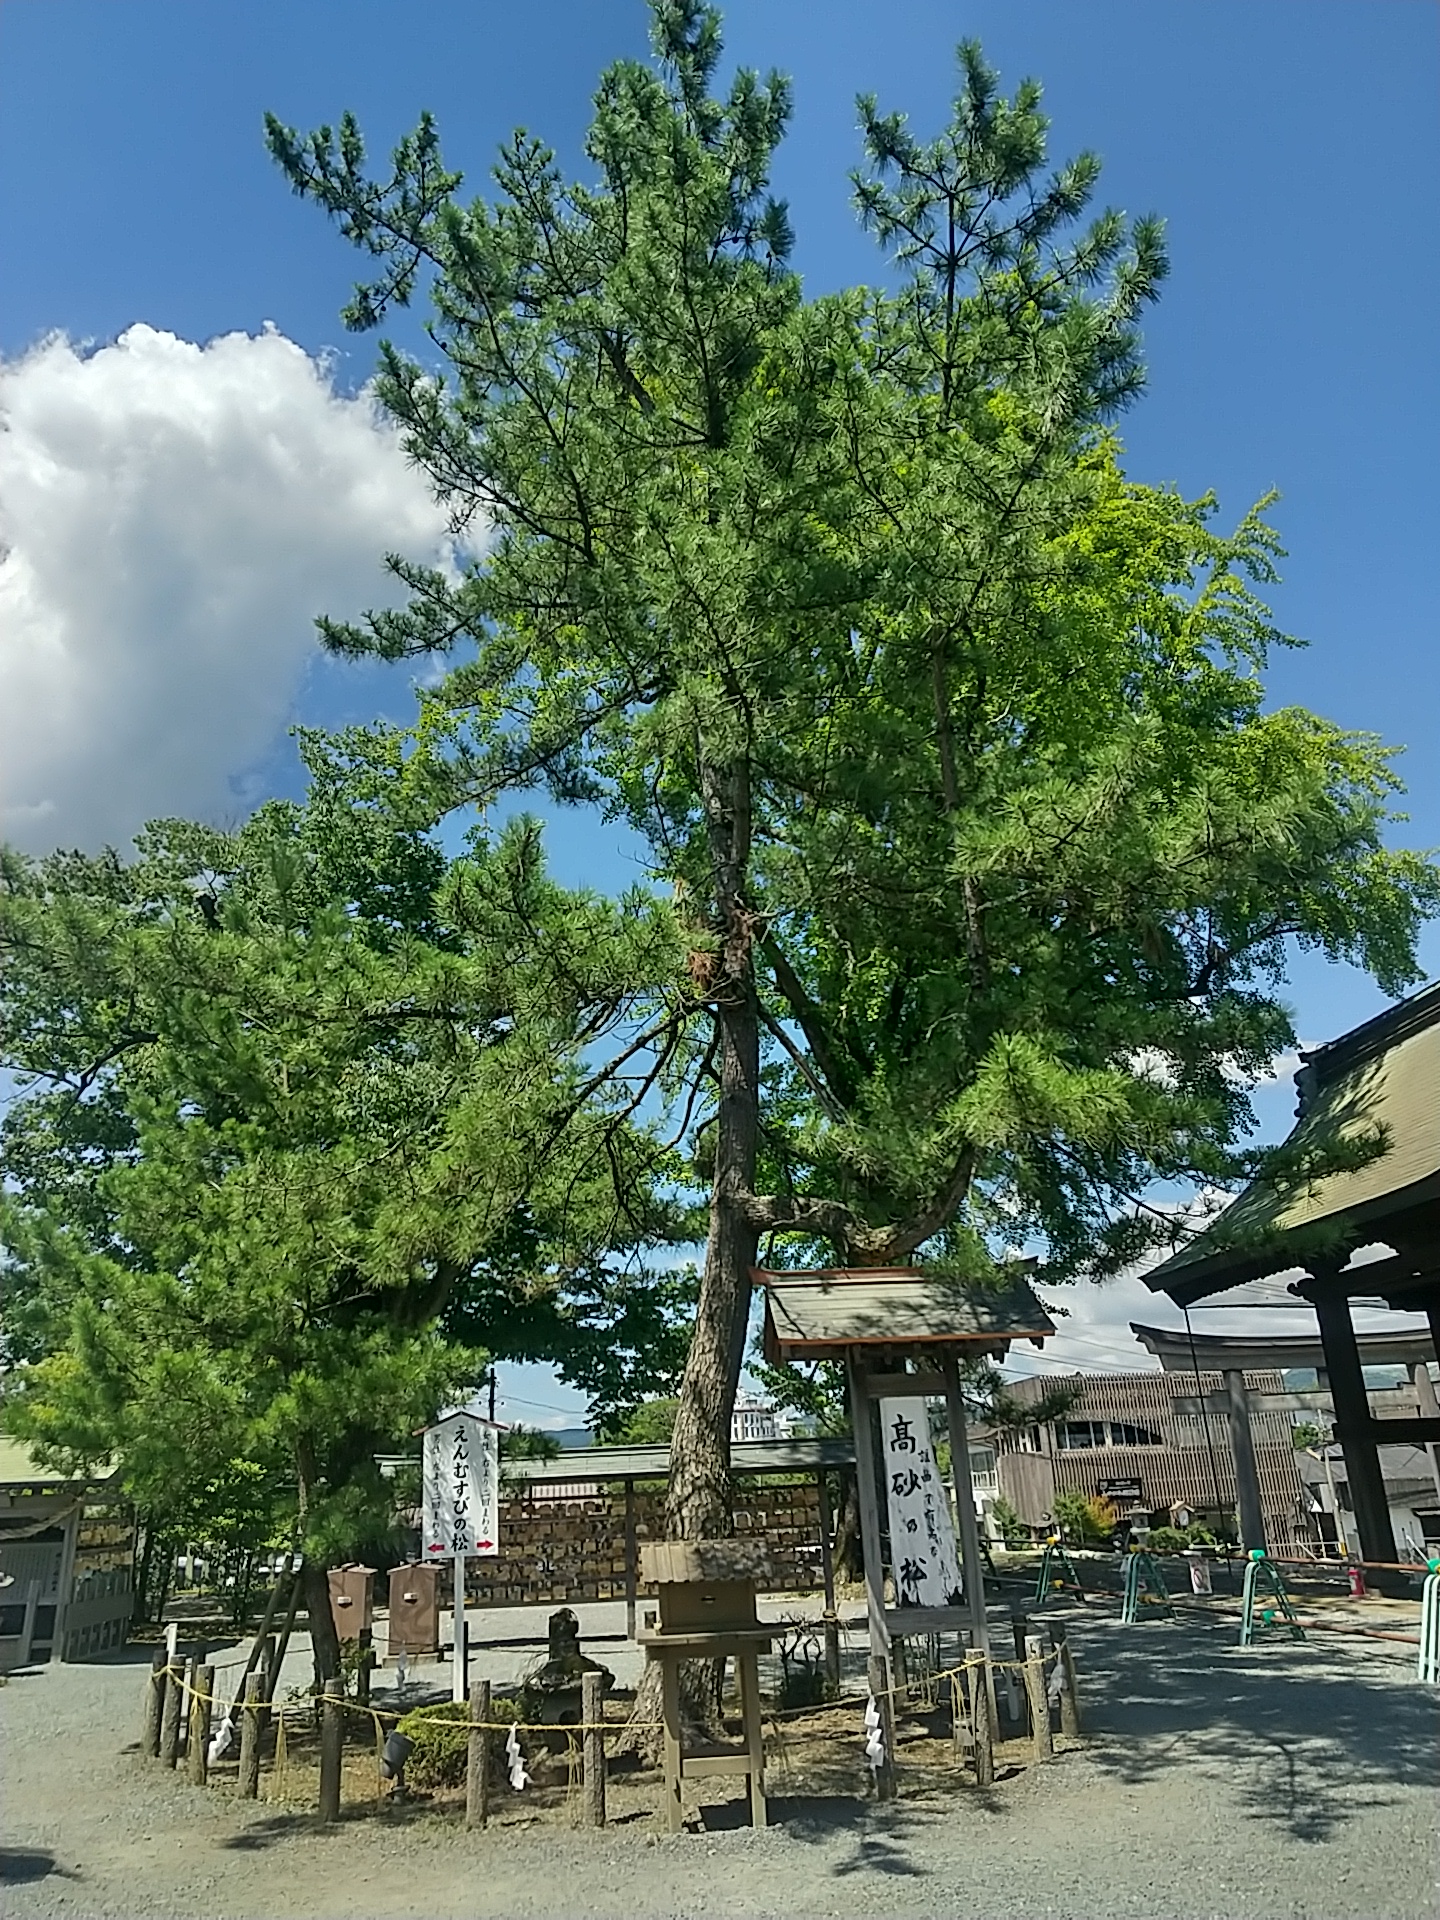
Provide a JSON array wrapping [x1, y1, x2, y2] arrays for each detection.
[[524, 1607, 614, 1731]]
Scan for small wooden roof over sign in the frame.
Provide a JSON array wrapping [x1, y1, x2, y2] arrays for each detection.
[[756, 1266, 1054, 1364], [1146, 981, 1440, 1307]]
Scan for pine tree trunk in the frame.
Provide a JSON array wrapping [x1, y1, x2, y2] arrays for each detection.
[[303, 1555, 343, 1692], [664, 985, 760, 1541], [834, 1468, 864, 1583], [619, 748, 759, 1763], [296, 1441, 343, 1690], [666, 744, 759, 1542], [135, 1517, 159, 1623]]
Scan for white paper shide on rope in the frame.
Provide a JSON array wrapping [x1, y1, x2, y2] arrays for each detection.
[[421, 1411, 499, 1559], [879, 1397, 962, 1607]]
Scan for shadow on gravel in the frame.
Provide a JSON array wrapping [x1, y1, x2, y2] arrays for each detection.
[[0, 1847, 77, 1885], [830, 1823, 928, 1880], [219, 1812, 314, 1851], [748, 1796, 937, 1878], [1065, 1613, 1439, 1843], [217, 1795, 456, 1851]]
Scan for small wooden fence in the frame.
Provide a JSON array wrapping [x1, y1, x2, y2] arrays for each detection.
[[135, 1612, 1082, 1828]]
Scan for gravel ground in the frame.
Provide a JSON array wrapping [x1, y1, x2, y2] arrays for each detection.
[[3, 1610, 1437, 1920]]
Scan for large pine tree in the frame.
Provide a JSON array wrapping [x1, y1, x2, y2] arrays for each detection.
[[266, 4, 1438, 1555]]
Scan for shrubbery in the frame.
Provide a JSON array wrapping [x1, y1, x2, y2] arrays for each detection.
[[396, 1696, 520, 1790], [1149, 1523, 1221, 1554], [989, 1497, 1031, 1548], [1052, 1492, 1120, 1544]]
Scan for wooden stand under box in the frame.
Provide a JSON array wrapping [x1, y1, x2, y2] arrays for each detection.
[[636, 1540, 774, 1833]]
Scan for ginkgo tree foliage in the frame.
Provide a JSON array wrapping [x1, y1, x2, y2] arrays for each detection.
[[266, 0, 1438, 1551], [0, 752, 692, 1676]]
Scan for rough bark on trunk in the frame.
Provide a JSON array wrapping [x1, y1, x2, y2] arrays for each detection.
[[666, 745, 759, 1541], [296, 1442, 342, 1691], [619, 748, 759, 1763], [664, 987, 760, 1540], [303, 1555, 343, 1693], [834, 1467, 864, 1583]]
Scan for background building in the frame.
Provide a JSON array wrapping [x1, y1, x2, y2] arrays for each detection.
[[994, 1335, 1440, 1556], [994, 1367, 1310, 1548], [0, 1438, 134, 1670]]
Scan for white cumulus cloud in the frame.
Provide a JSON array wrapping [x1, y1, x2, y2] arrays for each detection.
[[0, 324, 452, 853]]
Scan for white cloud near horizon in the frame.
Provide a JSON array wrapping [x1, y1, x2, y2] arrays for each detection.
[[0, 324, 452, 854], [1008, 1251, 1430, 1383]]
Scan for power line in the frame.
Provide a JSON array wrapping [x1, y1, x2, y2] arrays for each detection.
[[494, 1389, 587, 1419]]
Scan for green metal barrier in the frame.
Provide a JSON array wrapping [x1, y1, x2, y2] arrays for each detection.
[[1120, 1549, 1173, 1624], [1238, 1549, 1305, 1646]]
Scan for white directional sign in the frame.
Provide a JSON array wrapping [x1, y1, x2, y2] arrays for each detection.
[[422, 1412, 499, 1559], [879, 1397, 962, 1608]]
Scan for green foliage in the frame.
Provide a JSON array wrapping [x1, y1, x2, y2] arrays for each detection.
[[396, 1696, 520, 1789], [988, 1495, 1030, 1548], [13, 0, 1427, 1566], [1053, 1491, 1119, 1544], [1149, 1523, 1217, 1554], [1147, 1526, 1188, 1554], [606, 1397, 681, 1445], [1291, 1420, 1326, 1453], [0, 765, 687, 1564], [499, 1424, 563, 1462], [264, 0, 1440, 1385]]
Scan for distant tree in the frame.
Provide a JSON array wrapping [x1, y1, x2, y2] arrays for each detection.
[[988, 1496, 1031, 1549], [608, 1397, 682, 1446], [498, 1424, 564, 1462], [1053, 1491, 1119, 1545]]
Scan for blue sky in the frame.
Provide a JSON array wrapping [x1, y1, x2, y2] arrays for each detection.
[[3, 0, 1436, 1417]]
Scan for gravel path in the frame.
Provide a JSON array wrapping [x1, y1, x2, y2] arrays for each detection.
[[2, 1612, 1436, 1919]]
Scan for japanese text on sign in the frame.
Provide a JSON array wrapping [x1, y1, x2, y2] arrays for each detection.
[[422, 1412, 499, 1559], [879, 1397, 961, 1608]]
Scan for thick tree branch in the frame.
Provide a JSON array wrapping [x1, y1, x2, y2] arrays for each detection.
[[741, 1143, 978, 1265], [759, 935, 859, 1106]]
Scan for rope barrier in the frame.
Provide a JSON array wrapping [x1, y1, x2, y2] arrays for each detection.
[[164, 1646, 1046, 1743], [155, 1641, 1075, 1820], [165, 1664, 666, 1738]]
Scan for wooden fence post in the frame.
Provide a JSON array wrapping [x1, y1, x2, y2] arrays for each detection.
[[188, 1663, 215, 1787], [1050, 1622, 1082, 1737], [318, 1677, 344, 1823], [141, 1643, 167, 1757], [466, 1679, 489, 1830], [1024, 1635, 1053, 1763], [582, 1671, 606, 1828], [817, 1471, 842, 1695], [181, 1654, 201, 1761], [867, 1654, 897, 1802], [1009, 1610, 1031, 1730], [237, 1672, 263, 1799], [970, 1658, 995, 1789], [159, 1650, 185, 1768]]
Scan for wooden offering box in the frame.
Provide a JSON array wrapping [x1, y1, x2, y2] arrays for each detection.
[[640, 1539, 767, 1635], [636, 1540, 775, 1831]]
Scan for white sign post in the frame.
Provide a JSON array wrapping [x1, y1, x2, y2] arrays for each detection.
[[879, 1398, 962, 1608], [422, 1412, 500, 1703]]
